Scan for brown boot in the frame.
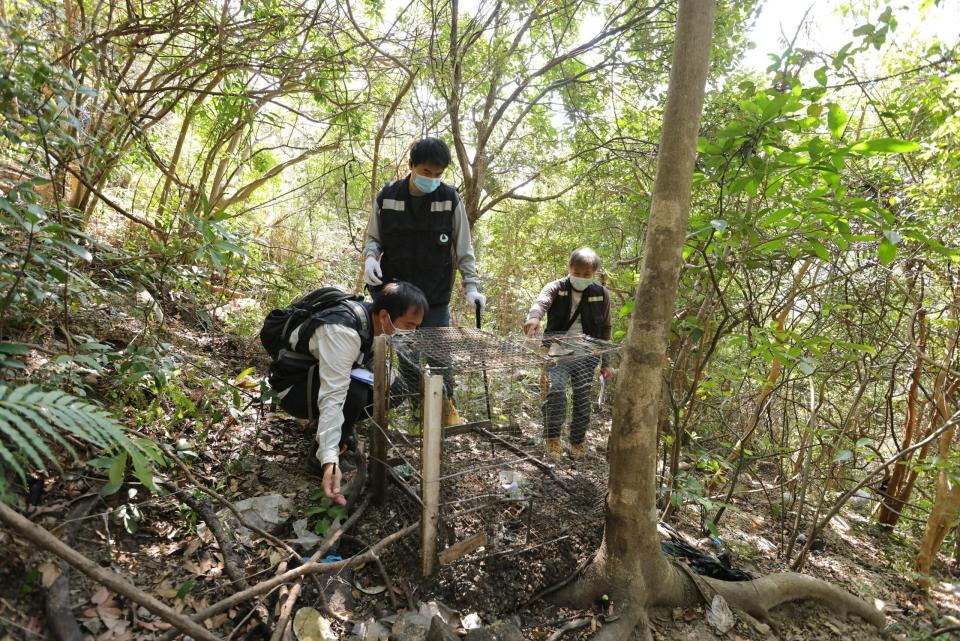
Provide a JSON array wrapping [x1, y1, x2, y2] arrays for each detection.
[[443, 399, 464, 427], [544, 437, 562, 460], [570, 442, 587, 460]]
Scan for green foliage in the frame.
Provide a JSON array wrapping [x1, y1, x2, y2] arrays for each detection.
[[306, 490, 348, 535], [0, 382, 161, 500]]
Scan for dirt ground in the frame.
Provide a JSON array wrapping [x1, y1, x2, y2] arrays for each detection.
[[1, 320, 959, 641]]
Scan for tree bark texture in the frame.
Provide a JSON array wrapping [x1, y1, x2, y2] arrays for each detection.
[[599, 0, 716, 588]]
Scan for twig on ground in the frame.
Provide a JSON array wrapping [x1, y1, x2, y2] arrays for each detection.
[[267, 493, 373, 641], [269, 582, 301, 641], [164, 449, 301, 560], [0, 502, 224, 641], [163, 522, 418, 633], [164, 480, 249, 590], [472, 424, 573, 494], [158, 494, 382, 641], [343, 533, 399, 609]]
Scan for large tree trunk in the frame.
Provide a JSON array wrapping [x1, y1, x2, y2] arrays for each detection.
[[554, 0, 717, 619], [551, 2, 884, 637]]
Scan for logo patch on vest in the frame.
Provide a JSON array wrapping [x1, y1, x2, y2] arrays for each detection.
[[438, 233, 450, 245]]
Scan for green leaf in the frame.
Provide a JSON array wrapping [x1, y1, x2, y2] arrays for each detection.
[[130, 449, 158, 493], [849, 138, 921, 154], [51, 238, 93, 262], [0, 343, 30, 355], [313, 518, 332, 535], [827, 103, 848, 139], [833, 449, 853, 463], [234, 367, 256, 383], [176, 579, 196, 599], [878, 238, 897, 265], [813, 66, 828, 86], [0, 407, 48, 472], [101, 452, 128, 496], [806, 238, 830, 262]]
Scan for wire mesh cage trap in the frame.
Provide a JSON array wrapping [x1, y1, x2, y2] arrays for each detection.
[[367, 327, 620, 576]]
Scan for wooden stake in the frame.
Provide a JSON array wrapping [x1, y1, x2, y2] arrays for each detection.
[[371, 334, 389, 504], [421, 373, 443, 576]]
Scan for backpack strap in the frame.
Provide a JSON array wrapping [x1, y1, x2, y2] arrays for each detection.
[[342, 299, 372, 348]]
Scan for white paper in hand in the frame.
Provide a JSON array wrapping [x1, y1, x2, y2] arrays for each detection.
[[350, 368, 374, 385]]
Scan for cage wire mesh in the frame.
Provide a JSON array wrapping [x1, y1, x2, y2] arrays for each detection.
[[375, 327, 620, 571]]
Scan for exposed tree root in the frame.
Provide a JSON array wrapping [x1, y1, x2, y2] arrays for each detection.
[[551, 555, 885, 640], [698, 572, 885, 630], [544, 617, 591, 641], [591, 606, 645, 641]]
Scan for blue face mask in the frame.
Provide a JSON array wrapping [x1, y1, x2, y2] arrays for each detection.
[[569, 276, 594, 291], [412, 172, 441, 194]]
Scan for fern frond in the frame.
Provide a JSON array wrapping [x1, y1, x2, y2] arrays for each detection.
[[0, 383, 135, 495]]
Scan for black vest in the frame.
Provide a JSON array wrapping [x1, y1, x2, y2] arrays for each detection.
[[376, 177, 458, 306], [545, 278, 607, 338], [290, 300, 374, 367]]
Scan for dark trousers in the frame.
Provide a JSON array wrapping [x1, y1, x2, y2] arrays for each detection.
[[279, 377, 372, 447], [543, 356, 598, 444]]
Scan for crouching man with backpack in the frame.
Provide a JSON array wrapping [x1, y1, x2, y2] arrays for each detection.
[[261, 282, 428, 505]]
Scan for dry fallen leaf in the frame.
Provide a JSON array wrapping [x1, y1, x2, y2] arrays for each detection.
[[705, 594, 735, 634], [354, 583, 386, 595], [156, 581, 179, 599], [184, 538, 202, 558], [38, 561, 61, 588], [91, 586, 111, 605]]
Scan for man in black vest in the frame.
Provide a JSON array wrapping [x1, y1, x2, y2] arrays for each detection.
[[271, 282, 428, 505], [524, 247, 613, 459], [363, 137, 484, 423]]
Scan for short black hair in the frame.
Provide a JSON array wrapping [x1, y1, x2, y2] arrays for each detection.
[[409, 137, 451, 169], [372, 281, 429, 320], [569, 247, 601, 271]]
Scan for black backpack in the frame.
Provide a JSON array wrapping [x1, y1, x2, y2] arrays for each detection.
[[260, 287, 364, 360]]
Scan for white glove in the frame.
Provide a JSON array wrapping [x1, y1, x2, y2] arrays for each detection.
[[466, 290, 486, 311], [364, 256, 383, 286]]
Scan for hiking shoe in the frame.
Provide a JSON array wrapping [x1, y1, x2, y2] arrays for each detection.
[[570, 442, 587, 460], [443, 399, 464, 427], [544, 437, 562, 460]]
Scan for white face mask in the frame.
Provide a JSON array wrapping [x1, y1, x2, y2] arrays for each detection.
[[386, 315, 415, 336], [569, 276, 594, 291]]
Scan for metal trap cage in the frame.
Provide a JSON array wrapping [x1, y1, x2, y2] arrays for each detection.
[[365, 327, 619, 576]]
